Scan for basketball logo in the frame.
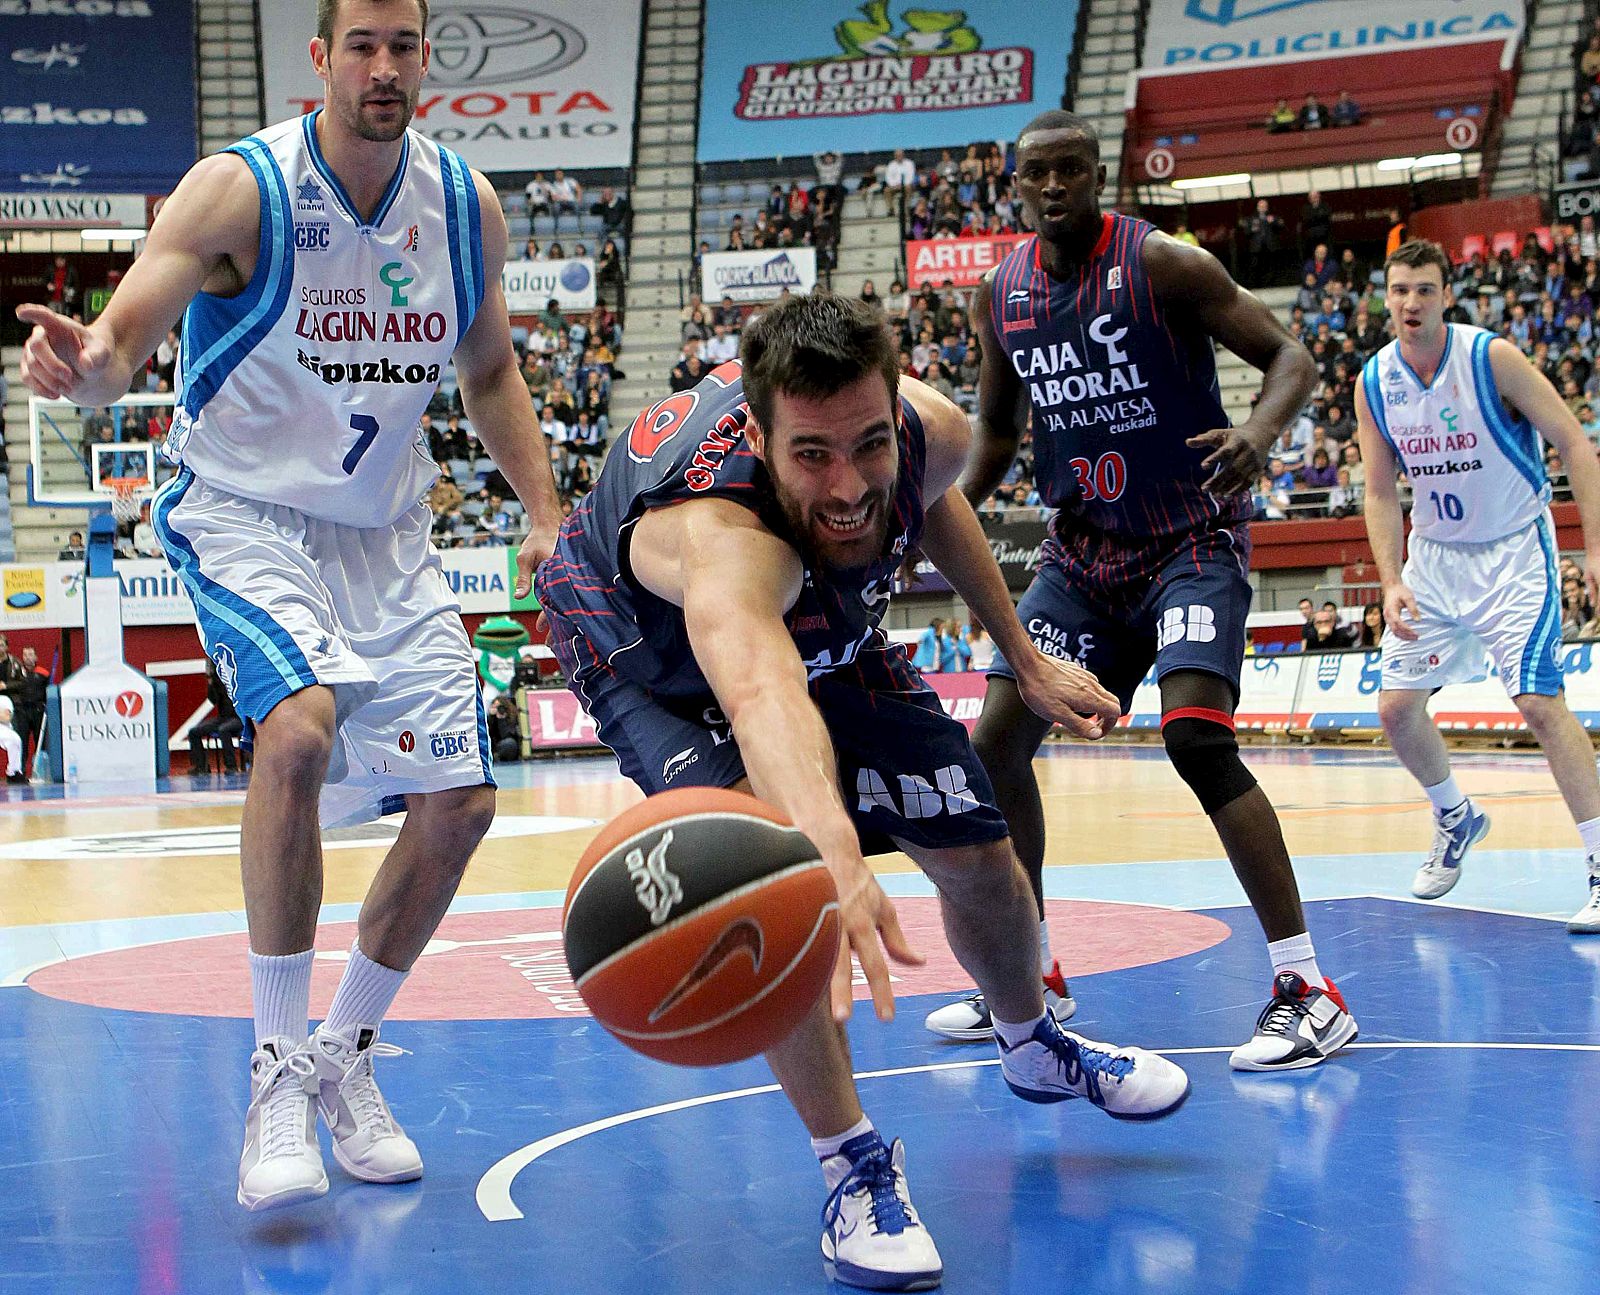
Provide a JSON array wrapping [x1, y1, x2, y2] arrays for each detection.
[[114, 691, 144, 718]]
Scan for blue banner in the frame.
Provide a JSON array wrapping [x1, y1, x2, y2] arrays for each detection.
[[2, 0, 197, 193], [697, 0, 1078, 162]]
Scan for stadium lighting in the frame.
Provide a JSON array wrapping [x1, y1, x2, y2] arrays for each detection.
[[1169, 172, 1251, 190], [79, 228, 147, 241], [1411, 152, 1463, 169], [1376, 157, 1418, 171]]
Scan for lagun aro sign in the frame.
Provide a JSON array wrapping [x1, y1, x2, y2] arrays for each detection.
[[733, 2, 1033, 121]]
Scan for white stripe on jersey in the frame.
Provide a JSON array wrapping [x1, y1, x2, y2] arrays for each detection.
[[168, 112, 484, 528], [1361, 323, 1552, 544]]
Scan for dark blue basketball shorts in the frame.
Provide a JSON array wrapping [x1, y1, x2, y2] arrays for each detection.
[[990, 529, 1254, 713], [572, 642, 1010, 857]]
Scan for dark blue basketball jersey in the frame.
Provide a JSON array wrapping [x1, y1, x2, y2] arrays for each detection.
[[535, 359, 928, 699], [990, 215, 1253, 549]]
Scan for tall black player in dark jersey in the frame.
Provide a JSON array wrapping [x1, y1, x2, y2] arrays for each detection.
[[923, 111, 1358, 1072], [537, 295, 1190, 1292]]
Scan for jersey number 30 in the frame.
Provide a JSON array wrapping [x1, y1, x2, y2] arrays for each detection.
[[1068, 452, 1127, 503]]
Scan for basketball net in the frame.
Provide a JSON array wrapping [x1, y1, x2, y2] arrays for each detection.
[[105, 476, 147, 527]]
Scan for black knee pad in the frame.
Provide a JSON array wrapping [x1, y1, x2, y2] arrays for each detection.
[[1161, 715, 1257, 815]]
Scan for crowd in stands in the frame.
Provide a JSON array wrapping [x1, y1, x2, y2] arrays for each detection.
[[1264, 91, 1363, 134], [871, 141, 1021, 241], [1563, 15, 1600, 180], [909, 617, 995, 673], [423, 301, 625, 547]]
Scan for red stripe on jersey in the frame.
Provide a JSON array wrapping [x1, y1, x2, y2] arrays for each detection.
[[1161, 706, 1235, 731], [1092, 213, 1114, 258]]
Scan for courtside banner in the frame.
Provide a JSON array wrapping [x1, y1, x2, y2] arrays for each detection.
[[502, 257, 597, 312], [0, 552, 533, 629], [906, 234, 1028, 289], [1, 0, 197, 192], [259, 1, 642, 171], [697, 0, 1078, 162], [702, 248, 817, 303], [1141, 0, 1524, 74]]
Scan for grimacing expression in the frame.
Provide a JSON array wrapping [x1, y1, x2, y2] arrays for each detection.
[[750, 374, 899, 573], [1015, 128, 1104, 246], [313, 0, 428, 143]]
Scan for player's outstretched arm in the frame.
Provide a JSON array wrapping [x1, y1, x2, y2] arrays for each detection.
[[1489, 337, 1600, 606], [905, 378, 1120, 737], [1354, 376, 1420, 640], [630, 498, 922, 1023], [17, 155, 256, 407], [1146, 234, 1318, 494], [455, 170, 566, 590], [958, 269, 1027, 509]]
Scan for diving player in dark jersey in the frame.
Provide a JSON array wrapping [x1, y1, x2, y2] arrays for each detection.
[[923, 111, 1358, 1072], [536, 294, 1189, 1292]]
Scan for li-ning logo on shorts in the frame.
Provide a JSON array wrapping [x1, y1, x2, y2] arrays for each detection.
[[626, 831, 683, 926], [662, 746, 699, 783]]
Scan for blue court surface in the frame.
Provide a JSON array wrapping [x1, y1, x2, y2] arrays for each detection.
[[1, 753, 1597, 1294]]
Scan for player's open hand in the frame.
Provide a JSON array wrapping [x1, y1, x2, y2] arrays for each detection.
[[1016, 651, 1121, 740], [1383, 582, 1422, 641], [1187, 425, 1268, 497], [823, 844, 922, 1024], [15, 304, 111, 402]]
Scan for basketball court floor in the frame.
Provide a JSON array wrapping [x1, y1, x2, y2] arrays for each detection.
[[0, 741, 1594, 1294]]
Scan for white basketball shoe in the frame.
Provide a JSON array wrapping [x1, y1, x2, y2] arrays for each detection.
[[238, 1037, 327, 1211], [923, 959, 1077, 1041], [820, 1132, 943, 1291], [310, 1024, 422, 1184]]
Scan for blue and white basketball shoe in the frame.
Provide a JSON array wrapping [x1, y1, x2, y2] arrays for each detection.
[[997, 1015, 1190, 1119], [820, 1132, 942, 1291], [1412, 799, 1490, 899]]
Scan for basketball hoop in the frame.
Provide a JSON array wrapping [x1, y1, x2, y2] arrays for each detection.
[[104, 476, 148, 526]]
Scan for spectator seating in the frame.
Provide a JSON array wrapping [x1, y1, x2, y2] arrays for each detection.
[[1126, 42, 1511, 184]]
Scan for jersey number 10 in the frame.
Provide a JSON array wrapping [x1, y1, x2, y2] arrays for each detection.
[[1428, 490, 1464, 523]]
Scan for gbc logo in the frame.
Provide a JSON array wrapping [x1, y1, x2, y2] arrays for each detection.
[[294, 222, 329, 251], [426, 6, 586, 87], [430, 729, 472, 759]]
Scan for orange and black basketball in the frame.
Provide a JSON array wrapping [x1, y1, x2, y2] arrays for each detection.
[[562, 787, 840, 1067]]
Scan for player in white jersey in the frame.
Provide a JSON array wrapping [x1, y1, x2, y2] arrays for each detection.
[[15, 0, 563, 1211], [1355, 240, 1600, 930]]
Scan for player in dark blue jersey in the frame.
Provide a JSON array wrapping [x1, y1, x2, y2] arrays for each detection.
[[922, 111, 1358, 1073], [536, 294, 1190, 1291]]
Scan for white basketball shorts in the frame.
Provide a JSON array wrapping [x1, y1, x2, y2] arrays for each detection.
[[1381, 512, 1563, 698], [151, 467, 493, 827]]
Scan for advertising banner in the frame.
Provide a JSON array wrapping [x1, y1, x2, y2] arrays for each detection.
[[1552, 178, 1600, 224], [502, 257, 597, 313], [905, 234, 1028, 289], [523, 686, 601, 749], [0, 192, 147, 229], [1141, 0, 1524, 74], [697, 0, 1079, 162], [896, 515, 1048, 595], [1, 0, 197, 193], [701, 248, 818, 303], [58, 662, 156, 782], [259, 1, 643, 172], [0, 550, 535, 630]]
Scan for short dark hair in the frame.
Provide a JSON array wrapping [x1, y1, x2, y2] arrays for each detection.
[[318, 0, 428, 45], [740, 293, 899, 436], [1385, 238, 1451, 286], [1017, 110, 1100, 159]]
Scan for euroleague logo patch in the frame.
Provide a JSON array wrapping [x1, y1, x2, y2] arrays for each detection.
[[398, 730, 416, 753]]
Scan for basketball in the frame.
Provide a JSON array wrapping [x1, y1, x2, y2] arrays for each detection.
[[562, 787, 841, 1067]]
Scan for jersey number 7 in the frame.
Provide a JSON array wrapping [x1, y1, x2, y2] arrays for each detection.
[[342, 413, 381, 475]]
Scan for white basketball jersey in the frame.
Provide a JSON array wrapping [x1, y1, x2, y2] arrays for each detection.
[[167, 112, 484, 527], [1362, 323, 1551, 544]]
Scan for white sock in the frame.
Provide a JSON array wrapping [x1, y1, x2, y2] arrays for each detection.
[[992, 1011, 1046, 1048], [321, 942, 408, 1039], [1423, 774, 1465, 817], [249, 949, 314, 1048], [1267, 932, 1325, 989], [1578, 816, 1600, 863], [812, 1114, 875, 1164], [1038, 917, 1053, 970]]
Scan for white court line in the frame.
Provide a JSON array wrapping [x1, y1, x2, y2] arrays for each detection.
[[475, 1040, 1600, 1223]]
